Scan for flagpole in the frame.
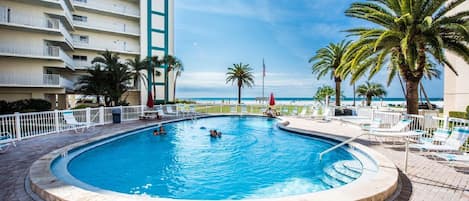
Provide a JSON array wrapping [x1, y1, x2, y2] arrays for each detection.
[[262, 58, 265, 104]]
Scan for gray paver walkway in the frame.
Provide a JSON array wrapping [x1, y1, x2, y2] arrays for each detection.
[[0, 117, 468, 201]]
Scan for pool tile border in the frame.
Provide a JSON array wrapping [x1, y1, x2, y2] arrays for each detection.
[[29, 115, 398, 201]]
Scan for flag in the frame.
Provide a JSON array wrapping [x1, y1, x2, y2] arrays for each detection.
[[262, 58, 266, 77]]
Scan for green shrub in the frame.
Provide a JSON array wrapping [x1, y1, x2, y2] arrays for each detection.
[[72, 104, 90, 110], [449, 111, 468, 119], [466, 105, 469, 119], [0, 99, 51, 114]]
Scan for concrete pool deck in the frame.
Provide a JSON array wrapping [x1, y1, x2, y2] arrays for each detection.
[[0, 116, 468, 201]]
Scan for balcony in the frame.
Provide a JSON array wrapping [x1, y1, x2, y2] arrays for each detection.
[[72, 39, 139, 55], [73, 20, 139, 36], [0, 73, 74, 89], [0, 45, 75, 70], [72, 0, 139, 18], [0, 11, 73, 48]]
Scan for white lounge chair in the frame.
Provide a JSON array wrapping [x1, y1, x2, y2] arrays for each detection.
[[63, 111, 87, 133], [165, 105, 177, 115], [368, 119, 412, 133], [419, 128, 451, 145], [0, 132, 16, 153], [410, 127, 469, 152], [433, 153, 469, 165]]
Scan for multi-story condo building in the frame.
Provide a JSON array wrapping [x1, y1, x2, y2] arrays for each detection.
[[444, 1, 469, 114], [0, 0, 174, 109]]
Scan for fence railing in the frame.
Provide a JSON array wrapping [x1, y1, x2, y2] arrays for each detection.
[[1, 104, 467, 150]]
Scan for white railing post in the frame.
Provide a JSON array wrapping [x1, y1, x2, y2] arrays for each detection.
[[140, 105, 145, 116], [120, 105, 124, 121], [54, 110, 60, 133], [220, 103, 223, 113], [86, 107, 91, 128], [443, 115, 449, 129], [99, 106, 104, 125], [14, 112, 21, 140]]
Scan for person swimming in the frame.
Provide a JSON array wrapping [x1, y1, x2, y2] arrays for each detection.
[[210, 129, 222, 138], [153, 129, 159, 136], [159, 126, 166, 135]]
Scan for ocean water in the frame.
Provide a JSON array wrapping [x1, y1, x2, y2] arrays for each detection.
[[60, 116, 360, 200], [183, 97, 444, 107]]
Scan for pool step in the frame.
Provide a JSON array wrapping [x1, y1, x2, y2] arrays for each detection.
[[321, 160, 362, 189], [333, 162, 361, 179]]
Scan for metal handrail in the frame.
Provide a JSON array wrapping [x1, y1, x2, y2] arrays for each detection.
[[319, 133, 366, 161]]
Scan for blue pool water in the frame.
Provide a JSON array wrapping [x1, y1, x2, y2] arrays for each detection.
[[57, 116, 361, 200]]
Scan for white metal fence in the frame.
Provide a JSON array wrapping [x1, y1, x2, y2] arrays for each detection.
[[1, 104, 467, 150]]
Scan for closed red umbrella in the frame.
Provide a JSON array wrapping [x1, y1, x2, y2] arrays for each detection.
[[146, 92, 154, 108], [269, 93, 275, 106]]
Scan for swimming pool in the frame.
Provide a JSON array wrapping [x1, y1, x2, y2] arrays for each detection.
[[50, 116, 367, 200]]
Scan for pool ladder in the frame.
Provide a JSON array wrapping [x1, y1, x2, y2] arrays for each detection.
[[319, 134, 365, 161]]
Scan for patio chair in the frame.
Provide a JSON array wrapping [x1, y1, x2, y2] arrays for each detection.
[[165, 105, 177, 115], [410, 127, 469, 152], [433, 153, 469, 166], [0, 132, 16, 153], [368, 119, 412, 133], [63, 111, 87, 133]]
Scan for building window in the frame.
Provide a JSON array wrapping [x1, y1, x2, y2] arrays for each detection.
[[72, 15, 87, 22], [79, 35, 88, 43], [73, 55, 87, 61]]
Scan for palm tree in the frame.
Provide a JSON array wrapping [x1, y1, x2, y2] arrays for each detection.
[[163, 55, 183, 102], [91, 50, 132, 106], [344, 0, 469, 114], [225, 63, 255, 104], [309, 40, 351, 106], [75, 64, 107, 105], [172, 59, 184, 102], [356, 82, 387, 106], [314, 85, 335, 105], [126, 56, 147, 90], [147, 56, 162, 100]]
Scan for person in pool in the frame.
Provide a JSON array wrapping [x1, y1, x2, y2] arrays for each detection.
[[153, 129, 159, 136], [210, 129, 217, 138], [159, 126, 166, 135], [264, 107, 276, 118]]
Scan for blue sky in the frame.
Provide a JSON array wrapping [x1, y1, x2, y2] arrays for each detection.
[[174, 0, 444, 98]]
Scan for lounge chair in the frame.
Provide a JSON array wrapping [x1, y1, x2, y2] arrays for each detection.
[[419, 128, 451, 145], [0, 132, 16, 153], [165, 105, 178, 116], [63, 111, 87, 132], [368, 119, 412, 133], [410, 127, 469, 152], [433, 153, 469, 164]]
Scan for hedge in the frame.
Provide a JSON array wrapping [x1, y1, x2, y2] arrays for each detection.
[[449, 111, 468, 119], [0, 99, 51, 115]]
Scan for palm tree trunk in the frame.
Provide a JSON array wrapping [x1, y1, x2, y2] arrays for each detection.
[[172, 77, 177, 102], [419, 82, 433, 110], [406, 80, 420, 114], [237, 86, 241, 104], [335, 78, 341, 106], [366, 95, 372, 106], [152, 71, 156, 100]]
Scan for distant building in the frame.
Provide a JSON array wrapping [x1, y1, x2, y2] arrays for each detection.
[[444, 1, 469, 114], [0, 0, 174, 109]]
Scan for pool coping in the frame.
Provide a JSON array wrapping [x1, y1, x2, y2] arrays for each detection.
[[28, 115, 398, 201]]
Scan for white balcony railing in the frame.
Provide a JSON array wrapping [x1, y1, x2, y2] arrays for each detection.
[[74, 59, 92, 69], [73, 0, 140, 16], [0, 44, 75, 69], [0, 10, 74, 46], [0, 10, 59, 30], [73, 20, 139, 35], [58, 0, 74, 25], [0, 73, 73, 89], [72, 39, 140, 53]]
